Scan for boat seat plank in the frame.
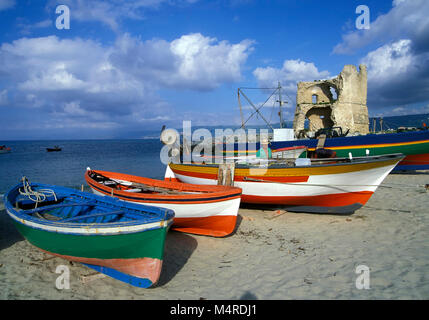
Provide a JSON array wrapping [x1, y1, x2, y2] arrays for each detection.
[[60, 210, 125, 223], [24, 201, 97, 215]]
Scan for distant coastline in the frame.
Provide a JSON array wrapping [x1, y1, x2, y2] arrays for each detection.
[[1, 113, 428, 141]]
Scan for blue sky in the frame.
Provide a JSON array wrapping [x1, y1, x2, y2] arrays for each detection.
[[0, 0, 428, 139]]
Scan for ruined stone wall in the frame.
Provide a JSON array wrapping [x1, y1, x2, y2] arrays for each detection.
[[293, 64, 369, 136]]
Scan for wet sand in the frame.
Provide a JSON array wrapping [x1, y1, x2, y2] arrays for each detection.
[[1, 173, 428, 299]]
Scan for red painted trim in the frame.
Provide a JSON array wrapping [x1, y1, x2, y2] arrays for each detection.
[[85, 170, 242, 204], [400, 153, 429, 166], [273, 146, 307, 152], [38, 249, 162, 285], [89, 181, 241, 204], [241, 191, 374, 207], [172, 215, 237, 237], [235, 175, 309, 183], [164, 177, 180, 182]]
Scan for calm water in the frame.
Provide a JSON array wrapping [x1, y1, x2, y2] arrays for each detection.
[[0, 139, 166, 195]]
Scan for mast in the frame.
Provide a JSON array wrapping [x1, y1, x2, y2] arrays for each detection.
[[277, 82, 283, 128], [238, 88, 245, 128]]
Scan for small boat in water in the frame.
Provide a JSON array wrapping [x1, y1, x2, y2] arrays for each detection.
[[0, 145, 11, 153], [85, 169, 242, 237], [167, 153, 405, 214], [3, 177, 174, 288], [46, 146, 61, 152]]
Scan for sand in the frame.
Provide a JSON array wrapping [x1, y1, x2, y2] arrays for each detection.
[[0, 173, 428, 300]]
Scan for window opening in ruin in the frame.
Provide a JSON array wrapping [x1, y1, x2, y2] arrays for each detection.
[[312, 94, 318, 104], [304, 118, 309, 129], [330, 87, 338, 100]]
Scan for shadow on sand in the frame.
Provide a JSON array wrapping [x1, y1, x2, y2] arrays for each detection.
[[0, 209, 24, 251], [156, 231, 198, 287]]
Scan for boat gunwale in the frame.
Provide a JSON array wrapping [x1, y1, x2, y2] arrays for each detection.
[[3, 183, 175, 234], [85, 169, 242, 201], [173, 153, 405, 170], [271, 130, 429, 148]]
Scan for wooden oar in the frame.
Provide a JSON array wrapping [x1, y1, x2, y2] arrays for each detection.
[[121, 181, 184, 195], [92, 171, 193, 195], [60, 210, 125, 222]]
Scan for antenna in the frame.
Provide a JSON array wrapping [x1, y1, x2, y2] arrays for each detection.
[[275, 82, 287, 128], [277, 82, 283, 128]]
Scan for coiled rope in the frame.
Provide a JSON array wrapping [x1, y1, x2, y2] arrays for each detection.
[[18, 176, 57, 208]]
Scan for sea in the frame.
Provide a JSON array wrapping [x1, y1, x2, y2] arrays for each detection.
[[2, 113, 428, 196], [0, 139, 166, 196]]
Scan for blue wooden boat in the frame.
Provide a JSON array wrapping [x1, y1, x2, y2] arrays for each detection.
[[3, 177, 175, 288]]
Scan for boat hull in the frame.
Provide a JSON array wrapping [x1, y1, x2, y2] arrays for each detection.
[[90, 187, 240, 237], [227, 131, 429, 171], [4, 182, 173, 288], [8, 210, 169, 287], [169, 154, 403, 214], [85, 170, 242, 237]]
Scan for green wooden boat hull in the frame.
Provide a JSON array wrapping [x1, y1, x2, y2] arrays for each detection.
[[11, 219, 169, 261]]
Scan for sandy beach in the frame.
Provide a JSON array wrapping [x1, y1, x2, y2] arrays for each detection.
[[0, 173, 428, 300]]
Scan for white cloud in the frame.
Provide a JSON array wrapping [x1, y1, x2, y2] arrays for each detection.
[[361, 39, 413, 82], [32, 19, 52, 28], [169, 33, 253, 89], [360, 39, 429, 108], [332, 0, 429, 114], [253, 59, 330, 96], [0, 0, 15, 11], [0, 89, 8, 106], [0, 33, 253, 133], [19, 63, 87, 91], [333, 0, 429, 54], [111, 33, 254, 90], [49, 0, 198, 31]]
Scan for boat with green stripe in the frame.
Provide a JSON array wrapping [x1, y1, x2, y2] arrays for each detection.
[[3, 178, 174, 288], [225, 130, 429, 171]]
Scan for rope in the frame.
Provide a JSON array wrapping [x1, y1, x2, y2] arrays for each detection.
[[18, 176, 57, 208]]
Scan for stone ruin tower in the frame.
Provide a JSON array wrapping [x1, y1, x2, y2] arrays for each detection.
[[293, 64, 369, 136]]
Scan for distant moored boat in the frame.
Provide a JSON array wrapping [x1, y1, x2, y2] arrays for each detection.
[[46, 145, 61, 152], [0, 145, 11, 153]]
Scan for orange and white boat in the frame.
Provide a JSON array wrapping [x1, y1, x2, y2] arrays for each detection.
[[166, 153, 405, 214], [85, 169, 242, 237]]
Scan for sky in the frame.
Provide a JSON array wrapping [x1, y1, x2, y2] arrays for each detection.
[[0, 0, 428, 140]]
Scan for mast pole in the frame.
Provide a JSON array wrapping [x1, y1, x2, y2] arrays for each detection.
[[238, 88, 245, 129], [278, 82, 283, 128]]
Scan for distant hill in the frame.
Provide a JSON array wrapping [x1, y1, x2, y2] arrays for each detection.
[[136, 113, 429, 140], [369, 113, 429, 131]]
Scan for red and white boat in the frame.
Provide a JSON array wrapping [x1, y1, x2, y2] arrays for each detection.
[[0, 145, 11, 154], [166, 153, 405, 214], [85, 169, 242, 237]]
